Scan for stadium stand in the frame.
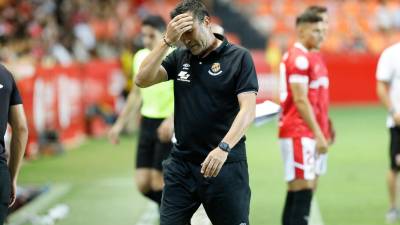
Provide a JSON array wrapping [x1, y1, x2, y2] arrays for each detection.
[[233, 0, 400, 53]]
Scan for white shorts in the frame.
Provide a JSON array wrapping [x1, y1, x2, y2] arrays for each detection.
[[315, 153, 328, 176], [280, 137, 328, 182]]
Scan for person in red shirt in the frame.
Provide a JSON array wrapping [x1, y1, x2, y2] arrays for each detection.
[[305, 5, 335, 186], [279, 12, 327, 225]]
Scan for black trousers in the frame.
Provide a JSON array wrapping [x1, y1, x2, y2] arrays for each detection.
[[160, 156, 251, 225], [0, 164, 10, 225], [390, 127, 400, 171]]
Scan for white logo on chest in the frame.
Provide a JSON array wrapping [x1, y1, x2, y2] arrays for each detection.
[[295, 56, 309, 70], [177, 71, 191, 82], [0, 84, 3, 89]]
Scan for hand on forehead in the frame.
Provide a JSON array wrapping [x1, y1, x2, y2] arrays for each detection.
[[174, 12, 207, 24], [174, 12, 194, 21]]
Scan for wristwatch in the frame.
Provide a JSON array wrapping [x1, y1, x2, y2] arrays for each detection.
[[218, 142, 231, 153]]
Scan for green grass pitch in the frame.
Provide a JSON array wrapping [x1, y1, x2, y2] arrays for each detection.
[[17, 105, 390, 225]]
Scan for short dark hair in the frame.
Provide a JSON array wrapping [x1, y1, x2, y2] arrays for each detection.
[[142, 15, 167, 32], [296, 12, 323, 26], [305, 5, 328, 15], [170, 0, 210, 22]]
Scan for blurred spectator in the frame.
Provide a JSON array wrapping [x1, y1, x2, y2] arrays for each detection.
[[376, 0, 393, 31], [265, 35, 283, 74], [393, 6, 400, 29], [0, 0, 141, 77]]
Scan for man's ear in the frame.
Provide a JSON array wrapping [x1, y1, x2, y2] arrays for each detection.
[[203, 16, 211, 26]]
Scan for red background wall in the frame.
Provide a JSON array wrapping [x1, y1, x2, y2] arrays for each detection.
[[324, 52, 379, 104], [252, 51, 380, 104]]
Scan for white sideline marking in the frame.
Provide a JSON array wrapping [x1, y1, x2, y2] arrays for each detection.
[[134, 203, 212, 225], [135, 202, 159, 225], [309, 198, 325, 225], [191, 204, 212, 225], [7, 184, 71, 225]]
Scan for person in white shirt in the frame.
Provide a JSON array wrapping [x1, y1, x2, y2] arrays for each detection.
[[377, 42, 400, 224]]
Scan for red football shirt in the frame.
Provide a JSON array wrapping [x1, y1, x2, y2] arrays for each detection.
[[309, 51, 330, 139], [279, 43, 319, 138]]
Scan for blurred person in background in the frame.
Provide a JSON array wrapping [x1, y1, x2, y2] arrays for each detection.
[[279, 12, 327, 225], [305, 5, 336, 188], [376, 0, 393, 32], [0, 65, 28, 225], [108, 15, 174, 207], [376, 41, 400, 223]]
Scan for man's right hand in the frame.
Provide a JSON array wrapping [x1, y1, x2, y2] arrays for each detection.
[[394, 112, 400, 125], [157, 118, 174, 143], [328, 118, 336, 145], [316, 134, 328, 154], [165, 13, 194, 44], [108, 124, 123, 145], [9, 180, 17, 207]]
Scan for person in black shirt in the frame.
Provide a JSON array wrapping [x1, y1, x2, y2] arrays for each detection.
[[135, 1, 258, 224], [0, 65, 28, 224]]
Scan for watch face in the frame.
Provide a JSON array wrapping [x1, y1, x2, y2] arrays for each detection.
[[219, 142, 230, 152]]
